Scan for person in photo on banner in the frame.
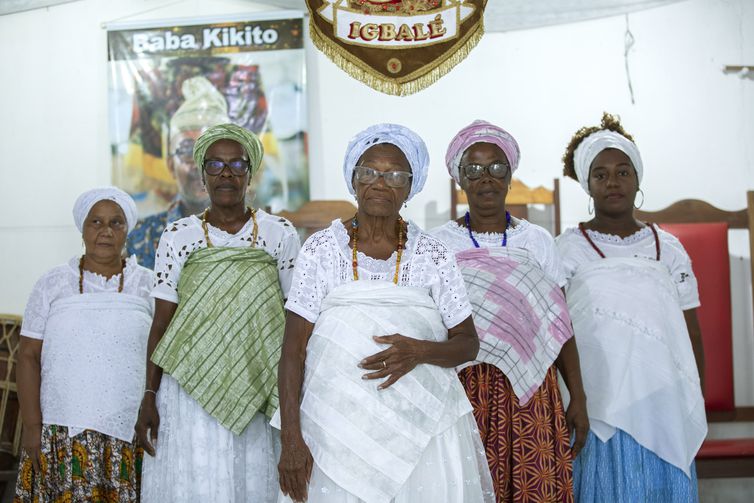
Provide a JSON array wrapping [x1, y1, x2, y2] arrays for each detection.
[[431, 120, 588, 502], [15, 187, 152, 502], [556, 113, 706, 502], [126, 76, 230, 269], [275, 123, 495, 503], [135, 124, 300, 502]]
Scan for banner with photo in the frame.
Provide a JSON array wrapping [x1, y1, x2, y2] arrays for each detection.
[[107, 12, 308, 228]]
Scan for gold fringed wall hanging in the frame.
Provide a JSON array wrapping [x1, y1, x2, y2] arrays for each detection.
[[307, 0, 487, 96]]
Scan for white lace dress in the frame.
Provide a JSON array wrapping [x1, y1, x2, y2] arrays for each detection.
[[280, 219, 495, 503], [141, 211, 300, 503], [555, 226, 700, 310], [21, 255, 153, 438]]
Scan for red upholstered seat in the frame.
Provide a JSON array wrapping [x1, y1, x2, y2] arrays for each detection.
[[697, 439, 754, 459], [660, 223, 733, 412]]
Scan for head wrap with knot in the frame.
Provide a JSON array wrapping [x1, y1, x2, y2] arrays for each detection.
[[169, 76, 230, 145], [73, 186, 138, 234], [573, 130, 643, 194], [193, 123, 265, 176], [343, 123, 429, 201], [445, 120, 521, 184]]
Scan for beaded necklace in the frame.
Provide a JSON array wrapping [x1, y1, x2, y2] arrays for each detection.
[[465, 210, 511, 248], [350, 215, 404, 284], [79, 255, 125, 294], [578, 222, 661, 260], [202, 207, 258, 248]]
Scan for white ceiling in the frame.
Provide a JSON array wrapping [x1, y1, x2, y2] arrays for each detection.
[[1, 0, 687, 30]]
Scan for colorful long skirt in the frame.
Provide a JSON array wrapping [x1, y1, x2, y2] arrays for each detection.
[[459, 363, 574, 503], [14, 425, 142, 503], [573, 429, 698, 503]]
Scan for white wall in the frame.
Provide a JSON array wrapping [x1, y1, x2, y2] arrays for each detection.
[[1, 0, 752, 403]]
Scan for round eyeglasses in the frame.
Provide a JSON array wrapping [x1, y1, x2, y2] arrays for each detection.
[[203, 159, 250, 177], [353, 165, 413, 188], [461, 162, 510, 180]]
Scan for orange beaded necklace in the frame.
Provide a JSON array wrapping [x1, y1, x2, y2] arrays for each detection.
[[350, 215, 404, 284]]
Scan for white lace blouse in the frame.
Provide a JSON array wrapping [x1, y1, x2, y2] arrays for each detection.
[[21, 255, 153, 339], [555, 226, 700, 310], [151, 210, 300, 304], [430, 218, 567, 287], [285, 219, 473, 329]]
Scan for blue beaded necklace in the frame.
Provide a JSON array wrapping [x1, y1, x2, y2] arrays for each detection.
[[465, 210, 511, 248]]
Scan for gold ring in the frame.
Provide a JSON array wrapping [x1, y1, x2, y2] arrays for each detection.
[[382, 360, 387, 369]]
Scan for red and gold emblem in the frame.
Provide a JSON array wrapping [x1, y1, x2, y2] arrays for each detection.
[[307, 0, 487, 95]]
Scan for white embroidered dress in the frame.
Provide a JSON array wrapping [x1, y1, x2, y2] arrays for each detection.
[[141, 211, 300, 503], [556, 226, 705, 474], [21, 255, 153, 441], [279, 219, 494, 503]]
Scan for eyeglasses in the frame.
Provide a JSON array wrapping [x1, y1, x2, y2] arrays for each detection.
[[203, 159, 250, 176], [461, 162, 510, 180], [353, 165, 413, 188]]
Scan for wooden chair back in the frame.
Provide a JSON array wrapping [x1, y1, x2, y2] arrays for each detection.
[[278, 200, 358, 241]]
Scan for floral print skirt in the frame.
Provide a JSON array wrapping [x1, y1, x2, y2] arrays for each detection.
[[14, 425, 142, 503], [459, 363, 574, 503]]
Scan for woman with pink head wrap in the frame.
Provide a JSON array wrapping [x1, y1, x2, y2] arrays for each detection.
[[432, 120, 588, 502]]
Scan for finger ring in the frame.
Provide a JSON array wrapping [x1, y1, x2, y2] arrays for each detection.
[[382, 360, 387, 369]]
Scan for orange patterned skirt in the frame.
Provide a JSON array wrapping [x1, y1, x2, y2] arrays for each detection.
[[14, 425, 142, 503], [459, 363, 573, 503]]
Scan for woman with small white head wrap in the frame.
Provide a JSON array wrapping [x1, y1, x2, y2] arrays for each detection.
[[556, 113, 705, 502], [276, 123, 494, 502], [135, 123, 300, 502], [16, 187, 152, 502], [431, 120, 588, 502]]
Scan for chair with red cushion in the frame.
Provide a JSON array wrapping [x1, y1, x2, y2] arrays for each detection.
[[636, 192, 754, 478]]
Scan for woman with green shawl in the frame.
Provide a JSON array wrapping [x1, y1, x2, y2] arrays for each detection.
[[135, 124, 300, 502]]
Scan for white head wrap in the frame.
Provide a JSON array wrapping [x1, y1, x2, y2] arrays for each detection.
[[343, 123, 429, 201], [73, 186, 138, 233], [573, 130, 643, 194]]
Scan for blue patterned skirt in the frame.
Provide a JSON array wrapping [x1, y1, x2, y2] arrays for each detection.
[[573, 429, 698, 503]]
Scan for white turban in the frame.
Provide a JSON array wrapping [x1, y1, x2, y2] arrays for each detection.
[[343, 123, 429, 201], [73, 186, 138, 233], [573, 130, 643, 194], [170, 76, 230, 137]]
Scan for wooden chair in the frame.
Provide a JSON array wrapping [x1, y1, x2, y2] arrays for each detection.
[[278, 200, 357, 240], [636, 192, 754, 478], [0, 315, 22, 497], [450, 178, 561, 235]]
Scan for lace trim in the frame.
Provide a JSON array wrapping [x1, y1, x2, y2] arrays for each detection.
[[187, 214, 254, 239], [330, 218, 420, 272], [447, 217, 529, 242], [67, 255, 140, 288], [566, 225, 653, 245]]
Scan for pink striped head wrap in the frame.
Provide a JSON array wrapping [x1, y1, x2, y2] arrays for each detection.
[[445, 120, 521, 184]]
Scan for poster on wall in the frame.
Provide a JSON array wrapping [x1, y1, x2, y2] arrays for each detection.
[[307, 0, 487, 96], [107, 12, 308, 266]]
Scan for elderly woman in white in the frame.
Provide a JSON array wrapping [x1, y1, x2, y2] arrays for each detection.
[[275, 123, 494, 503], [16, 187, 153, 502]]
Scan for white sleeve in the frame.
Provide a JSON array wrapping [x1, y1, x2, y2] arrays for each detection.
[[284, 234, 328, 324], [426, 239, 473, 329], [20, 275, 50, 340], [530, 228, 567, 287], [663, 234, 701, 310], [274, 227, 301, 299], [151, 230, 181, 304]]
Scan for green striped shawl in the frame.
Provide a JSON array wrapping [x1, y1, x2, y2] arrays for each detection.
[[151, 246, 284, 434]]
